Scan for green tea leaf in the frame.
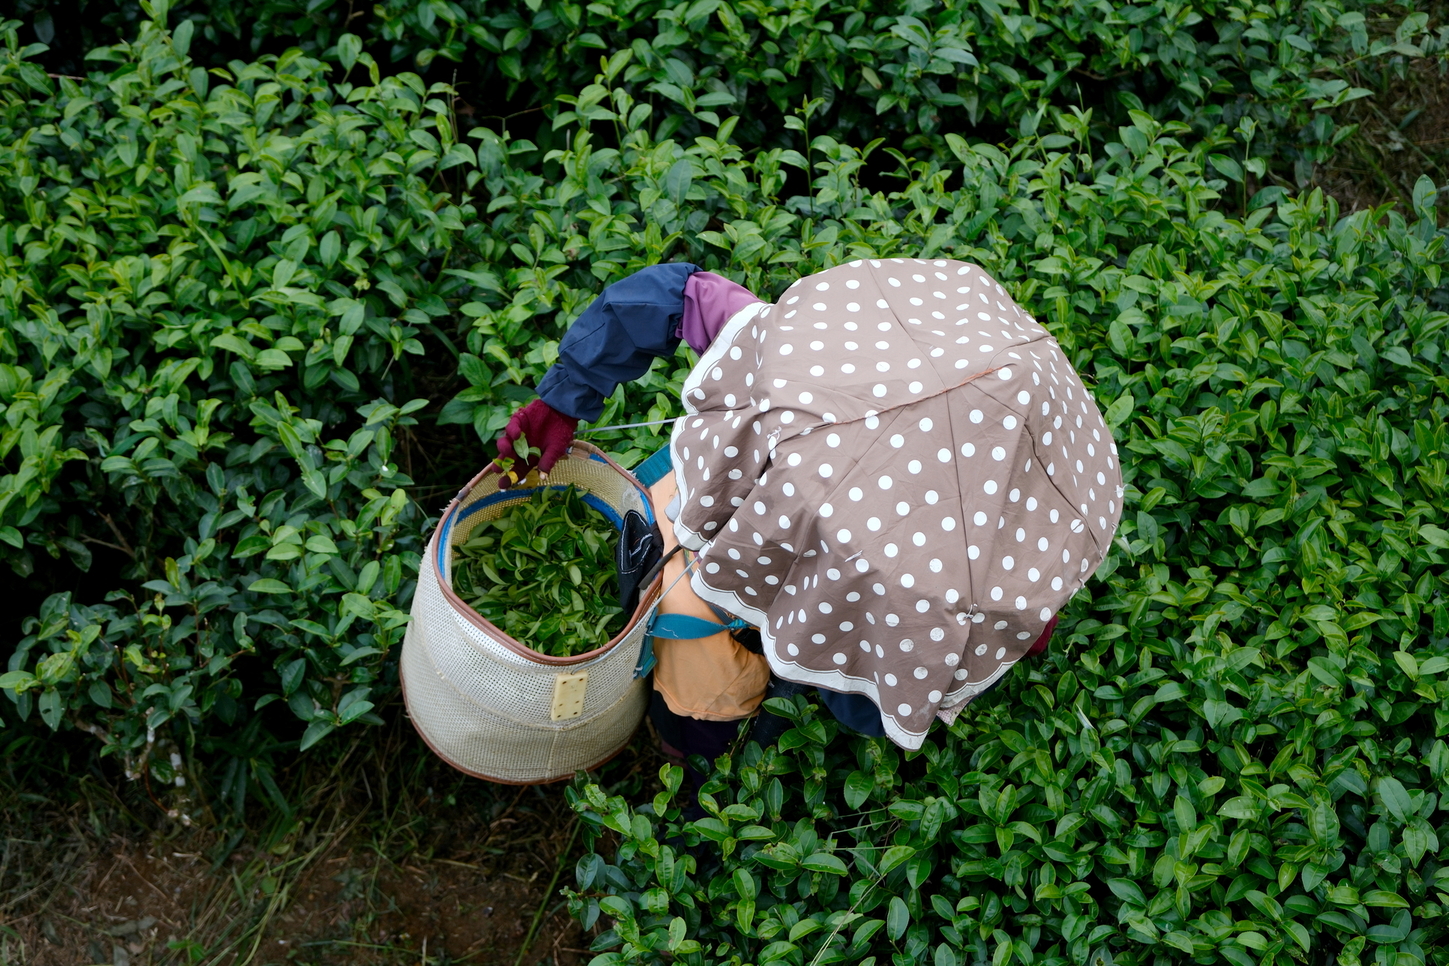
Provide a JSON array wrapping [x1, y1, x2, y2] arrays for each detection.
[[886, 896, 910, 941]]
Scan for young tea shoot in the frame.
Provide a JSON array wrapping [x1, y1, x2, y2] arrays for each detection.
[[454, 487, 625, 657]]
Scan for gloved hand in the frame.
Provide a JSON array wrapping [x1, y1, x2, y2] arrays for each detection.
[[494, 399, 578, 488]]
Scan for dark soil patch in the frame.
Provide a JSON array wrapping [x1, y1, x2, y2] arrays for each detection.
[[1317, 50, 1449, 218], [1, 837, 585, 965], [0, 715, 667, 965]]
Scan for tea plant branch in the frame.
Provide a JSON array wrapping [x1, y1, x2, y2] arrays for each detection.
[[803, 842, 897, 966], [94, 510, 135, 557], [80, 534, 134, 557], [475, 105, 546, 136], [188, 221, 249, 307], [1070, 66, 1130, 82]]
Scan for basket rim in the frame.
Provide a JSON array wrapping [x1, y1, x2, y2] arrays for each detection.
[[429, 440, 664, 668]]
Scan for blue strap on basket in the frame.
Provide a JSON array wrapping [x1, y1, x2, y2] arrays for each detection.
[[625, 444, 750, 678], [634, 611, 750, 678], [631, 442, 673, 677], [632, 445, 675, 488]]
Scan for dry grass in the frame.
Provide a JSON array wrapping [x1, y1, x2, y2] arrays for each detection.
[[0, 712, 666, 966], [1315, 9, 1449, 218]]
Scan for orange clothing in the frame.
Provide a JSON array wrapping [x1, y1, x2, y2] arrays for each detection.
[[648, 473, 770, 721]]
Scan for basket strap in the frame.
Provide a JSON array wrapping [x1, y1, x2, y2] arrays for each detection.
[[650, 613, 751, 639], [631, 445, 676, 488], [634, 611, 751, 679]]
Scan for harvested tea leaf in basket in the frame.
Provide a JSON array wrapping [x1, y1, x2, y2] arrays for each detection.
[[454, 486, 626, 657]]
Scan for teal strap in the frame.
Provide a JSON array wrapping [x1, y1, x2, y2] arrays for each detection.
[[632, 445, 674, 487], [634, 634, 656, 679], [649, 612, 750, 640], [634, 610, 749, 679]]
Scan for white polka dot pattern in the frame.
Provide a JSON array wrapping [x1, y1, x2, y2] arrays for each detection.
[[669, 259, 1123, 750]]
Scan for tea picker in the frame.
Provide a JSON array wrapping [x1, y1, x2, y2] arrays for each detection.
[[507, 258, 1123, 752], [401, 258, 1122, 785]]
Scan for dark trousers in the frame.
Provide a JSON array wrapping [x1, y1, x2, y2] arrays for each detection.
[[648, 690, 741, 819]]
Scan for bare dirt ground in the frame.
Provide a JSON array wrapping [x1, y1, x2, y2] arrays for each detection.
[[3, 838, 583, 965], [0, 717, 665, 966], [1316, 54, 1449, 217]]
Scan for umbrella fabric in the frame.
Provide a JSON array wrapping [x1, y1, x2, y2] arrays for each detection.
[[668, 257, 1123, 748]]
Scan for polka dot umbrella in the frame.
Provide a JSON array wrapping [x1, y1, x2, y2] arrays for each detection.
[[667, 257, 1124, 749]]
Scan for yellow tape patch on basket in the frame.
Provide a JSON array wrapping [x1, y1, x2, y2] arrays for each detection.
[[550, 672, 589, 720]]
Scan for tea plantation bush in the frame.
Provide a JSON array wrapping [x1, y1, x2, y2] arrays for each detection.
[[1, 2, 1448, 963], [380, 0, 1443, 189], [539, 31, 1447, 966], [563, 144, 1449, 962], [0, 16, 452, 801], [19, 0, 1445, 182]]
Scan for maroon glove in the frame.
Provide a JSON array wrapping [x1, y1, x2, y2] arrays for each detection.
[[1025, 615, 1059, 658], [494, 399, 578, 488]]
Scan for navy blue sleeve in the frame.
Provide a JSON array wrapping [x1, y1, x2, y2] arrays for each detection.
[[535, 262, 701, 422], [814, 689, 887, 737]]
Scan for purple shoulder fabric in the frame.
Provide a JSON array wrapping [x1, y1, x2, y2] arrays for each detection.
[[680, 271, 761, 353]]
